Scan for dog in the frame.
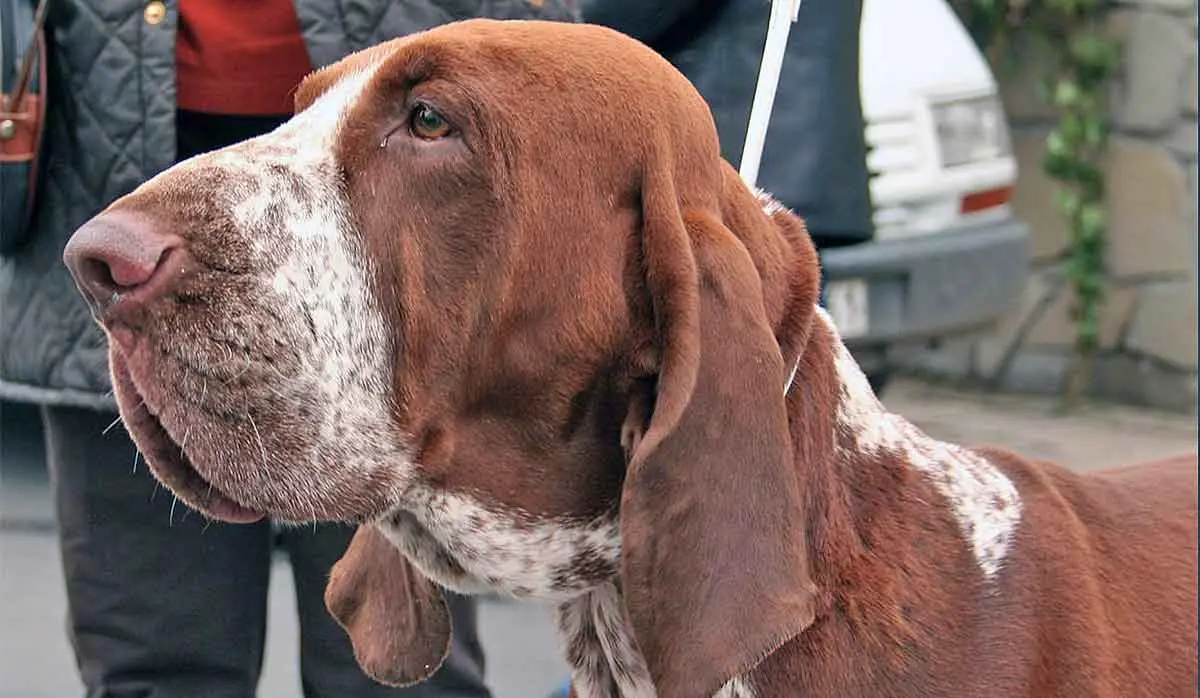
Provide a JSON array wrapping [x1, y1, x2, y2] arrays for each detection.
[[62, 19, 1198, 698]]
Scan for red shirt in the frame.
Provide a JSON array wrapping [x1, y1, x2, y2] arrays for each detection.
[[176, 0, 314, 116]]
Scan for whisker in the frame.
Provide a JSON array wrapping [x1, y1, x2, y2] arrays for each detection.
[[248, 414, 269, 469], [173, 379, 203, 453], [132, 450, 140, 474], [102, 415, 123, 435], [248, 414, 271, 521], [169, 494, 179, 527]]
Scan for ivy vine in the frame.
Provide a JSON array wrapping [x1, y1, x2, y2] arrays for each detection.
[[949, 0, 1122, 408]]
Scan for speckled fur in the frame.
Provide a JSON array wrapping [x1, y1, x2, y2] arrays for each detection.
[[379, 490, 619, 600], [555, 585, 756, 698], [105, 59, 421, 523], [817, 306, 1023, 579]]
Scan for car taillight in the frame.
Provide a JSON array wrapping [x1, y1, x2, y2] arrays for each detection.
[[960, 186, 1013, 214]]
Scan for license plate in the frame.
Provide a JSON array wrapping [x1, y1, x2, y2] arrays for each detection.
[[825, 279, 869, 339]]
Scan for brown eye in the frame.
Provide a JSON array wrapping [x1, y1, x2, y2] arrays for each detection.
[[410, 103, 452, 140]]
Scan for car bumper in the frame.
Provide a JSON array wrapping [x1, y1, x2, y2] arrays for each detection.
[[819, 215, 1031, 353]]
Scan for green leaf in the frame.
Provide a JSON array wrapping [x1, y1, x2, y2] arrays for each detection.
[[1069, 33, 1111, 65], [1044, 152, 1076, 180], [1063, 256, 1085, 281], [1044, 129, 1081, 180], [1062, 113, 1090, 146], [1076, 165, 1105, 198], [1082, 115, 1107, 148], [1053, 79, 1084, 109], [1078, 204, 1106, 242], [1046, 130, 1071, 156], [1077, 274, 1104, 297], [1057, 189, 1083, 217]]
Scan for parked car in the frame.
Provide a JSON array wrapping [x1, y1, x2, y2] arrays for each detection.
[[830, 0, 1030, 390]]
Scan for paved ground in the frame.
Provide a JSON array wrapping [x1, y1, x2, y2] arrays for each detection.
[[2, 379, 1195, 698]]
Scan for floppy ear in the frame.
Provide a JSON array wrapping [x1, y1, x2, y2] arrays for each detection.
[[620, 171, 817, 697], [324, 526, 453, 687]]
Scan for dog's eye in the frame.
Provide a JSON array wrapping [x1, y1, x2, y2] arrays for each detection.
[[410, 103, 452, 140]]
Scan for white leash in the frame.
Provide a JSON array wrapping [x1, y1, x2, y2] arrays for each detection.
[[783, 355, 801, 395], [738, 0, 806, 395], [738, 0, 803, 189]]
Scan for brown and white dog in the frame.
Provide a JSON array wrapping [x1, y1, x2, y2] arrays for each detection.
[[62, 20, 1197, 698]]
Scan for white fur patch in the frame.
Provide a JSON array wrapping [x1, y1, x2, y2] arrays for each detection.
[[133, 58, 424, 520], [816, 307, 1023, 579], [381, 489, 620, 601], [715, 676, 758, 698], [753, 188, 788, 216], [229, 62, 414, 509], [383, 488, 758, 697], [555, 585, 756, 698], [556, 584, 655, 698]]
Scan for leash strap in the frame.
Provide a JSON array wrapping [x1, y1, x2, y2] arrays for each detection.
[[2, 0, 49, 114], [783, 355, 801, 395], [738, 0, 802, 189], [741, 0, 805, 396]]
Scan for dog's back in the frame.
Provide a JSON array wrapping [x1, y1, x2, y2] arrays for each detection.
[[987, 450, 1197, 697], [1088, 454, 1197, 696]]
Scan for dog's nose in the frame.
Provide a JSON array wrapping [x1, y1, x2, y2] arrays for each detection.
[[63, 212, 180, 311]]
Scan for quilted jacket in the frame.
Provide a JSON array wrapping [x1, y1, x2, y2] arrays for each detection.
[[583, 0, 873, 244], [0, 0, 578, 409]]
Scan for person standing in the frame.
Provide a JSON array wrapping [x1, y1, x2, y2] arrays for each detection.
[[0, 2, 578, 697]]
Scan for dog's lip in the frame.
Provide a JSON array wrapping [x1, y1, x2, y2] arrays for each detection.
[[110, 351, 265, 524]]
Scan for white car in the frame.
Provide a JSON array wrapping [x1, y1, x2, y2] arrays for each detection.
[[822, 0, 1029, 386]]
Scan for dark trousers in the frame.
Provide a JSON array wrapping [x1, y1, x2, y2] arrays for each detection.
[[43, 111, 490, 698], [45, 406, 489, 698]]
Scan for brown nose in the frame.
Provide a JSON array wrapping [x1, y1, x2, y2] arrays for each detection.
[[63, 211, 180, 312]]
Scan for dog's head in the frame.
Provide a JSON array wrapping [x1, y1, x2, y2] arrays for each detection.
[[64, 20, 820, 696]]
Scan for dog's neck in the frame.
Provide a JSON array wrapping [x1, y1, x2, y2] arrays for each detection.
[[556, 306, 1024, 697], [802, 307, 1022, 582]]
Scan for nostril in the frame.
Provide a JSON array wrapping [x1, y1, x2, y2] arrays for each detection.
[[73, 246, 166, 302], [106, 247, 167, 288], [63, 212, 182, 308], [78, 257, 121, 298]]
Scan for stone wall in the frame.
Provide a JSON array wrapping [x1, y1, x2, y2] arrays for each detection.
[[904, 0, 1198, 412]]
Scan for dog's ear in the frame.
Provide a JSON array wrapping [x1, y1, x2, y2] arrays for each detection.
[[324, 526, 452, 687], [619, 167, 817, 698]]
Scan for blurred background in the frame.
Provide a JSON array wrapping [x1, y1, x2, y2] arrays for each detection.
[[2, 0, 1196, 696]]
